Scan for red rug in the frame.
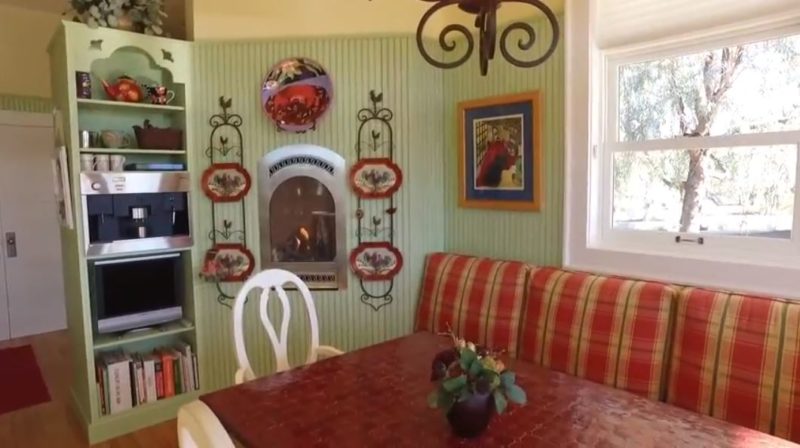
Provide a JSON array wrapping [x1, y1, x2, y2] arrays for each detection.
[[0, 345, 51, 415]]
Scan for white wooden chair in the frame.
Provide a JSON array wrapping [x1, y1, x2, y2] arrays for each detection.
[[177, 400, 235, 448], [232, 269, 344, 384]]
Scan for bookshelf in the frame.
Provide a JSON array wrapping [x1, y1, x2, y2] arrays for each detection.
[[48, 21, 200, 444]]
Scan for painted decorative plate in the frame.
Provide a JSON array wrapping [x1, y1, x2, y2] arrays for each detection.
[[202, 244, 255, 283], [201, 163, 252, 202], [261, 57, 333, 133], [350, 242, 404, 281], [350, 158, 403, 199]]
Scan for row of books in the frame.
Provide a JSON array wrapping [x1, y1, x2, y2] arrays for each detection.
[[96, 342, 199, 415]]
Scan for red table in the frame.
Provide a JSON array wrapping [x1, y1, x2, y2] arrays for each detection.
[[202, 332, 796, 447]]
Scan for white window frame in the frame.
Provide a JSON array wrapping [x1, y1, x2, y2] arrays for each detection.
[[600, 24, 800, 265], [565, 1, 800, 298]]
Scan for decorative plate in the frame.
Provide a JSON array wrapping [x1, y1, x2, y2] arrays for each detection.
[[261, 57, 333, 133], [201, 163, 252, 202], [202, 244, 255, 283], [350, 242, 404, 281], [350, 158, 403, 199]]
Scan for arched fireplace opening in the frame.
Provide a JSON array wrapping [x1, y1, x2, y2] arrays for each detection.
[[258, 145, 348, 290]]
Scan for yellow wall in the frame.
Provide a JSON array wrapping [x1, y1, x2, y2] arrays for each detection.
[[191, 0, 468, 40], [190, 0, 564, 40], [0, 4, 61, 97]]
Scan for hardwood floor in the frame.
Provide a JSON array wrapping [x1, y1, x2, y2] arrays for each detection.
[[0, 331, 177, 448]]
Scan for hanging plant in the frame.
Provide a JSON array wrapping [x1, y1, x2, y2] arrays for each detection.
[[66, 0, 167, 36]]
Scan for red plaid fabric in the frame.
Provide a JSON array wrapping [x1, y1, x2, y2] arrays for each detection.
[[414, 253, 528, 356], [518, 267, 677, 400], [667, 288, 800, 442]]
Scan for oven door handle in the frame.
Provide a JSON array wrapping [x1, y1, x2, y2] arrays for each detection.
[[93, 253, 181, 266]]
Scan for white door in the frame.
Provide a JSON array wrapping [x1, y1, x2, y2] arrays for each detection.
[[0, 204, 8, 341], [0, 111, 67, 339]]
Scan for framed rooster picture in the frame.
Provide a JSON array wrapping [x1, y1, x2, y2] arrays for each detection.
[[458, 91, 542, 211]]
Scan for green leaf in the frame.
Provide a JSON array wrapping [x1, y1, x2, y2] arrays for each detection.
[[436, 389, 453, 410], [500, 371, 516, 388], [505, 384, 527, 405], [442, 375, 467, 393], [457, 389, 473, 402], [493, 390, 508, 414], [427, 390, 439, 408], [468, 358, 483, 377], [459, 348, 477, 370]]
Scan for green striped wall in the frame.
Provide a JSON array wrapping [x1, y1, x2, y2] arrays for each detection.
[[191, 36, 445, 391], [0, 94, 52, 113], [442, 19, 565, 265]]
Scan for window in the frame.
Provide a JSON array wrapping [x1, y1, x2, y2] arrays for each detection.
[[598, 29, 800, 262]]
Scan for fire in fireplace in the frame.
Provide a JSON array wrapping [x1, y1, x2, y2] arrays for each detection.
[[259, 145, 348, 290]]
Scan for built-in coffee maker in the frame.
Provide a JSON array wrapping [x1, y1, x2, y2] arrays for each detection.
[[80, 172, 192, 257]]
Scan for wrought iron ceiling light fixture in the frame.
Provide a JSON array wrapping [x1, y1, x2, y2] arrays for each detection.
[[416, 0, 560, 76]]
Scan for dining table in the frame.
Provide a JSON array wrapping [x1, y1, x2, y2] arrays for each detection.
[[201, 332, 797, 447]]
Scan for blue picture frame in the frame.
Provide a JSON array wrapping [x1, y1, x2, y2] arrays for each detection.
[[458, 91, 542, 211]]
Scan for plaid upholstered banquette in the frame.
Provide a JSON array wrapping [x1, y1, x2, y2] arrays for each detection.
[[414, 252, 800, 443]]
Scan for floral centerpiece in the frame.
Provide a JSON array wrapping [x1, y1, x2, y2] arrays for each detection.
[[428, 328, 527, 438]]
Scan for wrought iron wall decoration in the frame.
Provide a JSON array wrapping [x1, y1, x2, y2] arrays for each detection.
[[370, 0, 560, 76], [199, 96, 251, 308], [351, 90, 403, 311]]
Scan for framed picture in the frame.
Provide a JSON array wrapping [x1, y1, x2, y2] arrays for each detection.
[[458, 91, 542, 211], [51, 146, 74, 229]]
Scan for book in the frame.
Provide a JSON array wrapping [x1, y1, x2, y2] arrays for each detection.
[[176, 342, 194, 392], [143, 355, 158, 404], [106, 352, 133, 414], [95, 361, 106, 415], [160, 350, 175, 397], [154, 358, 164, 399], [191, 353, 200, 390]]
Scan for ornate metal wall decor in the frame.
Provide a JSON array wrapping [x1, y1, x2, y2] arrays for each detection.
[[351, 90, 403, 311], [413, 0, 560, 76], [200, 96, 250, 308]]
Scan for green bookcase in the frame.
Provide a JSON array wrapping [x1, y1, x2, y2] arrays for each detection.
[[48, 21, 200, 443]]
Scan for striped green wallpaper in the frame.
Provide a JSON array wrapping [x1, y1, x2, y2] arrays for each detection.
[[442, 20, 565, 265], [0, 94, 52, 113], [191, 36, 446, 391]]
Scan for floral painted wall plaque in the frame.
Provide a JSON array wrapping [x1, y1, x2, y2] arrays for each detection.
[[349, 242, 404, 281], [201, 243, 255, 283], [350, 158, 403, 199], [202, 163, 252, 203]]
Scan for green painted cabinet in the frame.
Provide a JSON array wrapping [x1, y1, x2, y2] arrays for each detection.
[[48, 21, 199, 443]]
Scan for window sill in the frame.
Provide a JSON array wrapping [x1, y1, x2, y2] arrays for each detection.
[[566, 243, 800, 299]]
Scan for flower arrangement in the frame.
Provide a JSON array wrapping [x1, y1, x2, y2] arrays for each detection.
[[67, 0, 167, 36], [428, 328, 527, 417]]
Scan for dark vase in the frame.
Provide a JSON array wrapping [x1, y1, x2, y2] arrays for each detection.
[[446, 392, 494, 438]]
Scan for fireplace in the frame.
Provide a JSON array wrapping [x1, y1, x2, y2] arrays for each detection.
[[258, 145, 348, 290]]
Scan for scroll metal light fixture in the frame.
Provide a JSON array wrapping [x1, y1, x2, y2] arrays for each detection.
[[415, 0, 560, 76]]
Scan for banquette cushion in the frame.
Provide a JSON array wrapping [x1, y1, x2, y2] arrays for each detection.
[[667, 288, 800, 442], [414, 252, 528, 356], [517, 267, 678, 401]]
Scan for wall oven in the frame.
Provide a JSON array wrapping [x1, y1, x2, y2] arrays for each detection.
[[80, 172, 192, 257]]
